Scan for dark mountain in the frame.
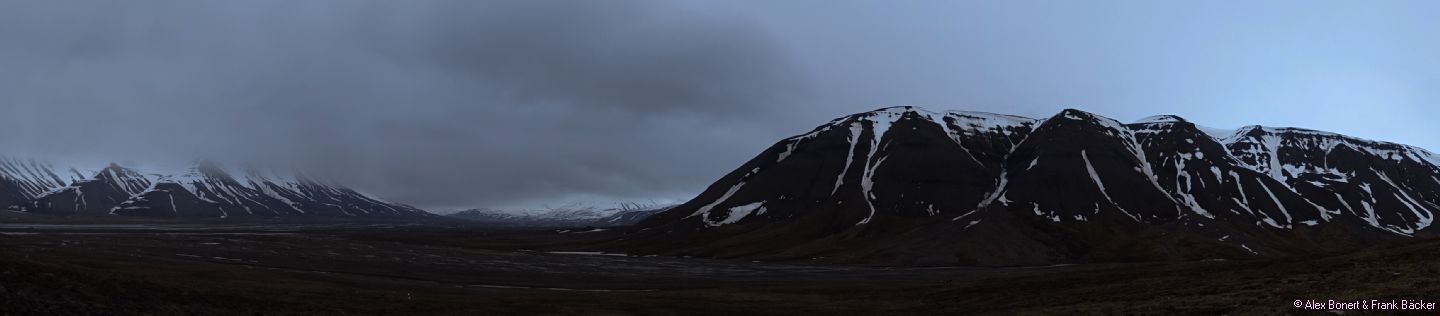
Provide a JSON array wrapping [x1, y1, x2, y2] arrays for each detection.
[[613, 107, 1440, 266]]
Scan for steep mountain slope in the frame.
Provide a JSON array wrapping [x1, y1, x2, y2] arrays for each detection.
[[986, 109, 1187, 224], [1126, 116, 1394, 254], [1127, 116, 1320, 229], [616, 107, 1440, 266], [0, 158, 94, 209]]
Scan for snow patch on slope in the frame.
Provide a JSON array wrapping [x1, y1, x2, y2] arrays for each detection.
[[1083, 150, 1140, 222], [708, 201, 765, 226]]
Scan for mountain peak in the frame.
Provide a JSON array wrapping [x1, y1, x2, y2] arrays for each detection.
[[871, 105, 919, 112], [1043, 108, 1136, 138], [1234, 125, 1270, 137], [1134, 115, 1189, 124], [1050, 108, 1128, 126], [1056, 108, 1093, 118]]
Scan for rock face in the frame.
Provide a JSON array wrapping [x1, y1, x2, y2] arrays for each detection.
[[4, 160, 430, 218], [1224, 126, 1440, 235], [618, 107, 1440, 266]]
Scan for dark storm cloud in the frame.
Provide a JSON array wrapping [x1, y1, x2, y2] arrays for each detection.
[[5, 0, 1437, 212], [717, 0, 1440, 152], [0, 0, 806, 210]]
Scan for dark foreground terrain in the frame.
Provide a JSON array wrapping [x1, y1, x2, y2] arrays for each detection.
[[3, 219, 1440, 315]]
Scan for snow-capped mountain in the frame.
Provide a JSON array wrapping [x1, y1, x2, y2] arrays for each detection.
[[449, 203, 671, 227], [597, 207, 670, 226], [448, 208, 606, 226], [112, 161, 427, 218], [28, 163, 153, 216], [615, 106, 1440, 266], [4, 160, 430, 218]]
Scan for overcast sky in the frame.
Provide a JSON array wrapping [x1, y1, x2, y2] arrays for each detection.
[[1, 0, 1436, 212]]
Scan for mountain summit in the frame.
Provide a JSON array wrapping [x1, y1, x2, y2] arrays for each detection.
[[614, 106, 1440, 266]]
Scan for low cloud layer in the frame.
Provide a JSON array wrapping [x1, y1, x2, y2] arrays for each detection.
[[3, 1, 1436, 212], [0, 0, 807, 210]]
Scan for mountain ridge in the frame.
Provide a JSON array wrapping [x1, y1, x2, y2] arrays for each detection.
[[3, 160, 431, 219], [613, 106, 1439, 266]]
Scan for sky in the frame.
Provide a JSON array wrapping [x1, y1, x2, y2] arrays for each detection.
[[0, 0, 1436, 212]]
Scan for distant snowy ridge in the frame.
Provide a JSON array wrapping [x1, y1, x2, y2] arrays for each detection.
[[450, 202, 672, 227], [3, 159, 430, 218]]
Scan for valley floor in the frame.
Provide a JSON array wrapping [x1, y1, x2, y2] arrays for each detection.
[[2, 222, 1439, 315]]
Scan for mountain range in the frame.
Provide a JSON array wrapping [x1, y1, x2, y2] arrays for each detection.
[[448, 203, 672, 227], [0, 160, 430, 218], [612, 106, 1440, 266]]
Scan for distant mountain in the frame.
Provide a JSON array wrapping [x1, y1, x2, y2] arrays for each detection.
[[4, 160, 430, 219], [449, 203, 671, 227], [28, 163, 152, 216], [596, 207, 669, 226], [612, 106, 1440, 266]]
